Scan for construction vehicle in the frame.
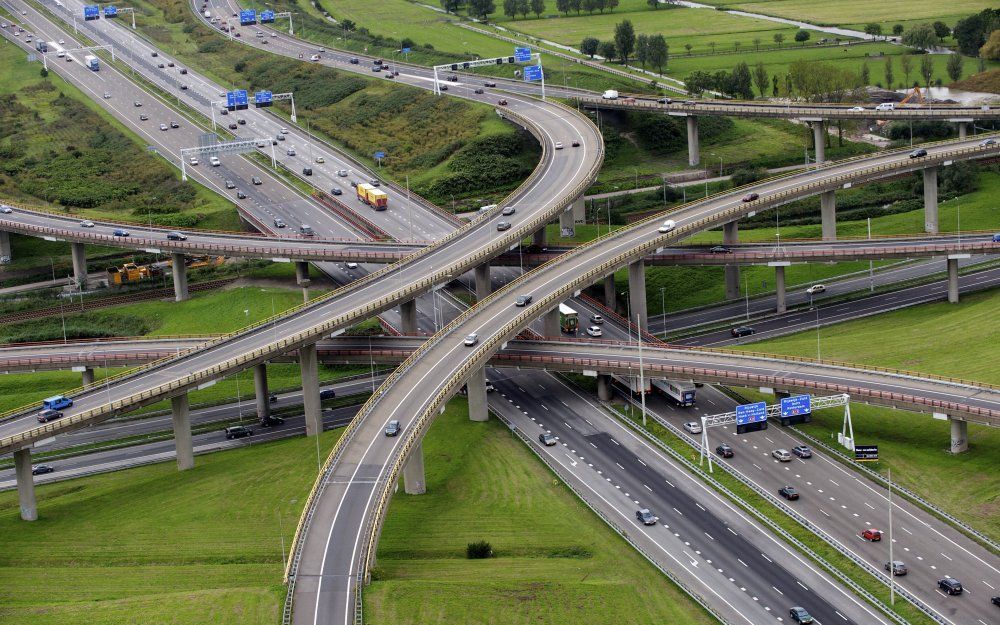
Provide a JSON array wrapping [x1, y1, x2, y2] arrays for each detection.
[[106, 262, 163, 285], [356, 183, 388, 210], [164, 255, 225, 269]]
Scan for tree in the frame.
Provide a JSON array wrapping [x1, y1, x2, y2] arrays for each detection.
[[635, 34, 650, 67], [614, 19, 636, 65], [685, 70, 715, 95], [580, 36, 600, 58], [518, 0, 530, 17], [556, 0, 570, 14], [503, 0, 518, 19], [582, 0, 597, 13], [902, 23, 940, 50], [892, 24, 904, 36], [953, 9, 1000, 56], [752, 62, 768, 98], [900, 54, 913, 86], [864, 23, 882, 40], [469, 0, 495, 20], [752, 37, 761, 51], [860, 61, 870, 86], [919, 54, 934, 87], [531, 0, 545, 16], [982, 29, 1000, 60], [606, 0, 618, 12], [772, 74, 780, 97], [946, 53, 964, 81], [884, 56, 894, 88], [794, 29, 810, 45], [773, 33, 784, 48], [708, 41, 716, 54], [729, 61, 753, 99], [932, 21, 951, 39], [648, 34, 669, 74], [647, 0, 659, 8], [441, 0, 462, 13], [569, 0, 581, 13], [598, 40, 617, 61], [734, 41, 741, 53]]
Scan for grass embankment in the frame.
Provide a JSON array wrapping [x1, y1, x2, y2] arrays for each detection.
[[0, 285, 369, 413], [367, 400, 715, 624], [737, 286, 1000, 541], [128, 0, 540, 210], [0, 430, 341, 625], [951, 68, 1000, 94], [0, 38, 238, 231]]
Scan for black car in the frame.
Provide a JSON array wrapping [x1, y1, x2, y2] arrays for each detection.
[[484, 81, 496, 87], [302, 167, 313, 176], [31, 465, 55, 475], [789, 607, 814, 624], [331, 188, 343, 196], [170, 121, 180, 128], [515, 294, 532, 307], [252, 176, 262, 185], [228, 123, 238, 130], [37, 409, 63, 423], [236, 190, 247, 199], [538, 432, 557, 446], [260, 415, 285, 427], [991, 595, 1000, 607], [938, 577, 963, 595], [779, 486, 799, 500], [179, 68, 188, 74], [439, 84, 448, 91], [731, 326, 755, 337], [447, 75, 458, 82], [384, 420, 401, 437], [320, 389, 337, 400], [225, 179, 236, 189], [909, 148, 928, 158], [791, 445, 812, 458], [715, 444, 734, 458], [636, 508, 657, 525], [224, 425, 254, 439], [237, 118, 246, 125], [709, 245, 731, 253], [657, 97, 672, 104], [166, 231, 187, 241], [349, 57, 360, 64], [268, 393, 279, 402], [474, 88, 484, 94]]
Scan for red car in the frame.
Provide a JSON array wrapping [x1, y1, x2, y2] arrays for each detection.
[[860, 528, 883, 542], [741, 192, 759, 202]]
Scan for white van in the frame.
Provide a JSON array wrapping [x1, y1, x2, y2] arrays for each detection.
[[874, 102, 895, 112], [602, 89, 619, 100], [203, 10, 210, 18], [479, 204, 497, 212], [209, 156, 221, 167]]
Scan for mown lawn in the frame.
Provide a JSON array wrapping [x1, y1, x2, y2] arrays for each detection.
[[701, 0, 995, 31], [367, 400, 716, 625]]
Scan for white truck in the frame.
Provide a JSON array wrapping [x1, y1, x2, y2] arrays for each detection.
[[602, 89, 619, 100], [612, 374, 650, 394], [651, 379, 697, 407], [203, 10, 211, 18]]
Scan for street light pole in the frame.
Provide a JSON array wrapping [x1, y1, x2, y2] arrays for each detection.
[[637, 314, 646, 427]]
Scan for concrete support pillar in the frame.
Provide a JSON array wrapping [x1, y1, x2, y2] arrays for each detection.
[[81, 367, 96, 388], [957, 122, 968, 140], [775, 265, 787, 314], [628, 260, 647, 332], [70, 242, 87, 290], [947, 257, 959, 304], [572, 196, 586, 223], [0, 230, 11, 261], [295, 261, 311, 303], [533, 227, 546, 248], [14, 448, 37, 521], [253, 363, 270, 423], [402, 441, 426, 494], [812, 120, 826, 163], [171, 253, 189, 302], [544, 307, 561, 337], [300, 343, 321, 436], [171, 394, 193, 471], [820, 191, 837, 241], [558, 207, 575, 237], [467, 366, 488, 422], [923, 167, 938, 234], [400, 299, 418, 334], [474, 262, 491, 301], [597, 374, 612, 401], [604, 274, 616, 310], [950, 417, 968, 454], [723, 221, 739, 300], [686, 115, 699, 167]]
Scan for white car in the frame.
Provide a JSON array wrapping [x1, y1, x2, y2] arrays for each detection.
[[346, 262, 358, 269], [209, 156, 221, 167], [58, 38, 64, 44], [805, 284, 826, 295], [683, 421, 703, 434], [848, 106, 864, 111], [772, 449, 792, 462], [586, 326, 603, 337], [189, 157, 199, 166], [554, 141, 564, 150], [310, 54, 320, 61], [79, 220, 95, 228], [57, 51, 65, 58], [286, 147, 296, 156], [280, 127, 289, 134], [0, 205, 12, 214], [658, 219, 676, 233], [337, 169, 349, 177], [315, 156, 325, 163], [464, 333, 479, 346]]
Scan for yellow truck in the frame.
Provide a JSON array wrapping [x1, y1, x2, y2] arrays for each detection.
[[356, 183, 388, 210], [106, 262, 163, 285]]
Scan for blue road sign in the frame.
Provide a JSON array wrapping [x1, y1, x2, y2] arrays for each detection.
[[523, 64, 543, 82], [260, 9, 275, 22], [103, 6, 118, 17], [374, 151, 386, 159], [239, 9, 257, 25], [83, 5, 100, 19], [401, 47, 411, 54], [514, 46, 532, 62], [735, 401, 768, 425], [780, 394, 812, 418], [226, 90, 249, 109], [254, 90, 273, 106]]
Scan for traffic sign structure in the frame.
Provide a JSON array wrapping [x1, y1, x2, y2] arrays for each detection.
[[239, 9, 256, 25], [254, 90, 273, 107], [735, 401, 767, 425], [431, 52, 545, 99], [103, 6, 118, 17], [260, 9, 275, 23], [523, 64, 543, 82], [83, 5, 100, 20], [374, 151, 386, 159], [514, 46, 532, 62], [226, 90, 249, 110], [780, 394, 811, 417], [854, 445, 879, 462]]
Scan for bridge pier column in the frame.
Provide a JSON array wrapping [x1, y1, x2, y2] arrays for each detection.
[[0, 230, 11, 261], [957, 122, 968, 140], [774, 264, 788, 314], [603, 274, 616, 310], [686, 116, 699, 167], [71, 242, 88, 290], [597, 374, 612, 401], [947, 257, 960, 303], [402, 441, 426, 494], [821, 191, 837, 241], [254, 363, 270, 423], [300, 343, 322, 436], [14, 448, 37, 521], [400, 299, 418, 334], [171, 393, 194, 471], [723, 221, 739, 300], [474, 262, 491, 301], [295, 261, 311, 303], [950, 417, 968, 454], [544, 307, 561, 337], [171, 253, 189, 302], [628, 260, 648, 332], [812, 120, 826, 163], [558, 206, 575, 237], [467, 366, 489, 422], [81, 367, 96, 388], [533, 226, 546, 248], [923, 167, 938, 234]]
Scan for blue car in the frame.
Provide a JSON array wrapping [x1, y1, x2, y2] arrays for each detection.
[[992, 233, 1000, 243], [113, 228, 130, 237]]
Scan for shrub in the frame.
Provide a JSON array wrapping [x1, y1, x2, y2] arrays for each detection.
[[466, 540, 493, 559]]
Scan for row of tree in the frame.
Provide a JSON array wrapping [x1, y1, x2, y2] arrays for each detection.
[[579, 23, 670, 73], [554, 0, 620, 15], [501, 0, 546, 19]]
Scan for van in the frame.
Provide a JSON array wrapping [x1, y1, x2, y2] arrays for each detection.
[[875, 102, 895, 112], [299, 225, 315, 237], [602, 89, 619, 100], [42, 395, 73, 411], [209, 156, 221, 167]]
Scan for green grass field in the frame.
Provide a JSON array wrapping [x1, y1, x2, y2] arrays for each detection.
[[0, 430, 341, 625], [367, 400, 715, 624], [699, 0, 995, 31]]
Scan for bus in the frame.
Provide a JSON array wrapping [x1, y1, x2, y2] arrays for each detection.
[[559, 303, 578, 333], [651, 379, 697, 407]]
